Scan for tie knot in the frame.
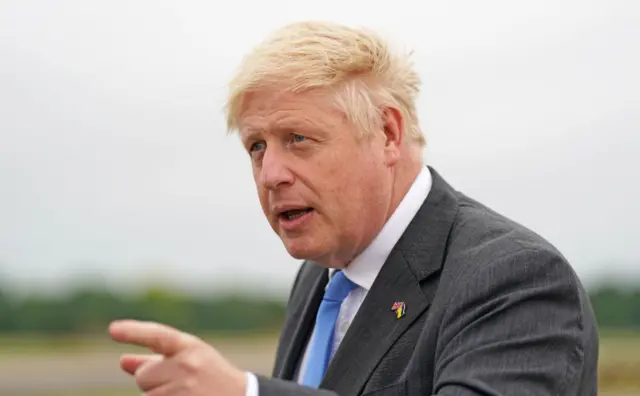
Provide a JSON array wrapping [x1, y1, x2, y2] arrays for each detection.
[[324, 270, 357, 302]]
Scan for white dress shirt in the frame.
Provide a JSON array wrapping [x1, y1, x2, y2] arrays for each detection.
[[245, 167, 433, 396]]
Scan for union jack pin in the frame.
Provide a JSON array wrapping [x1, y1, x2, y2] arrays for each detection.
[[391, 301, 406, 319]]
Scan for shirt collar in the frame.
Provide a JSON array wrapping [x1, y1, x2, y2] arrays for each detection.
[[338, 166, 433, 290]]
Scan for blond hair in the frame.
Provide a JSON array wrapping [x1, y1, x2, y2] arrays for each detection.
[[224, 21, 425, 147]]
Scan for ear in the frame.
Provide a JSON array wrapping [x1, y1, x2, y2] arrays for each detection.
[[380, 106, 404, 167]]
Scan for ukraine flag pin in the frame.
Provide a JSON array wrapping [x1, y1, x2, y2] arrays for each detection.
[[391, 301, 406, 319]]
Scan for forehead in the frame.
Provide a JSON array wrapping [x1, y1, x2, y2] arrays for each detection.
[[237, 89, 344, 136]]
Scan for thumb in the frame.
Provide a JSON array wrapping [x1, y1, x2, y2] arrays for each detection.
[[120, 353, 163, 375]]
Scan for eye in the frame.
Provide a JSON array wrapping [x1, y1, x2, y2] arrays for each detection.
[[292, 134, 307, 143], [249, 141, 266, 153]]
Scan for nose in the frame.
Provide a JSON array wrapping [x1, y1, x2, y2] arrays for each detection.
[[259, 146, 295, 190]]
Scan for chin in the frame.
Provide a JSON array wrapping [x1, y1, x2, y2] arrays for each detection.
[[282, 238, 325, 261], [285, 245, 318, 260]]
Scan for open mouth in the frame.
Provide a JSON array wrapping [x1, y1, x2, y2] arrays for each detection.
[[279, 207, 314, 221]]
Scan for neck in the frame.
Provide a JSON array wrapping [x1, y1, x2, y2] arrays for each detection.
[[386, 157, 422, 225], [326, 157, 422, 270]]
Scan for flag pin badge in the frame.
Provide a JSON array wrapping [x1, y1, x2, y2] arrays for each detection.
[[391, 301, 406, 319]]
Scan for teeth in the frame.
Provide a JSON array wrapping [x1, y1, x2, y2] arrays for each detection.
[[286, 211, 304, 220], [283, 208, 311, 220]]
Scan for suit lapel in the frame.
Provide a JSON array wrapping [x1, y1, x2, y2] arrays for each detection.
[[273, 264, 327, 380], [320, 250, 430, 394], [320, 166, 459, 394]]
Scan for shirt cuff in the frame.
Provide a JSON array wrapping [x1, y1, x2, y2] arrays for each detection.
[[245, 372, 259, 396]]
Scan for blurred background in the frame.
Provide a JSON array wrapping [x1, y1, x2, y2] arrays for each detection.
[[0, 0, 638, 395]]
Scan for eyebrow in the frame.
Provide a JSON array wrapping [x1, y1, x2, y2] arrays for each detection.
[[240, 116, 325, 142], [270, 118, 308, 131], [241, 123, 303, 139], [272, 117, 330, 136], [239, 125, 263, 139]]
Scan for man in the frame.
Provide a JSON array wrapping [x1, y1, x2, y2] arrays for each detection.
[[109, 21, 599, 395]]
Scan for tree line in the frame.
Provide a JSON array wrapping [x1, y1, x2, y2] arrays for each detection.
[[0, 283, 638, 334], [0, 286, 287, 335]]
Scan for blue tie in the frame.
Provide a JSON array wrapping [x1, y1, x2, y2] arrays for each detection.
[[301, 270, 357, 388]]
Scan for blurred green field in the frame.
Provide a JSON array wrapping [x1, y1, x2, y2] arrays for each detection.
[[3, 331, 639, 396]]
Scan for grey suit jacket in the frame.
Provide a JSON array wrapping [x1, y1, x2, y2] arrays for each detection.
[[257, 167, 598, 396]]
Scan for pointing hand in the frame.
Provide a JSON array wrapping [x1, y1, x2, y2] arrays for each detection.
[[109, 320, 247, 396]]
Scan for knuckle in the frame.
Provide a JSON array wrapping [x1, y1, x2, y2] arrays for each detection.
[[134, 357, 161, 390], [135, 372, 147, 389], [183, 376, 198, 391], [179, 349, 204, 373], [156, 331, 181, 354]]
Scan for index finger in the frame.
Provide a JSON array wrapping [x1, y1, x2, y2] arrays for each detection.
[[109, 320, 199, 356]]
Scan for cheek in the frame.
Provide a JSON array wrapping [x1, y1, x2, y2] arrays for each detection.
[[341, 159, 386, 209], [257, 188, 269, 213], [253, 176, 270, 216], [325, 169, 368, 217]]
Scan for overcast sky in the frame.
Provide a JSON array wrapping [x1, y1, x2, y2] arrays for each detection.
[[0, 0, 638, 296]]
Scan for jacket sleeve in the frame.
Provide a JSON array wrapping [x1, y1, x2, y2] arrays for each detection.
[[257, 375, 339, 396], [432, 248, 592, 396]]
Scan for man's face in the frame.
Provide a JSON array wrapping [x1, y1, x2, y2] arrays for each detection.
[[237, 89, 397, 267]]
